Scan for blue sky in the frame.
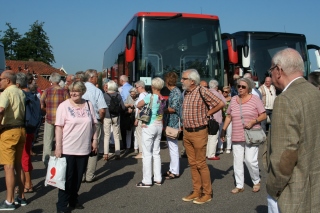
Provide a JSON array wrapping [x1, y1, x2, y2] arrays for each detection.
[[0, 0, 319, 74]]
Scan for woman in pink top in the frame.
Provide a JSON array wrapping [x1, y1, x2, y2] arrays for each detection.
[[221, 78, 266, 194], [55, 81, 98, 212]]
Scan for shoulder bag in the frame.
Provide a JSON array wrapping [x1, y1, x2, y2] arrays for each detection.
[[165, 116, 181, 140], [199, 88, 219, 135], [239, 97, 266, 146], [138, 95, 153, 123]]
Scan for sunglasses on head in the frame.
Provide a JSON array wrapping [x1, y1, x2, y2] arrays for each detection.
[[237, 85, 247, 89]]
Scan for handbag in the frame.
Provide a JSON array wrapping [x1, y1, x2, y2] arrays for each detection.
[[199, 88, 219, 135], [165, 118, 181, 140], [239, 97, 266, 146], [138, 95, 153, 123], [45, 156, 67, 190]]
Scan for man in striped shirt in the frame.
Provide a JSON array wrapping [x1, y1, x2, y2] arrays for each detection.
[[181, 69, 224, 204]]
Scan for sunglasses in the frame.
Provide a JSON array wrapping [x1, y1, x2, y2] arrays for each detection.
[[223, 91, 229, 93], [237, 85, 247, 89]]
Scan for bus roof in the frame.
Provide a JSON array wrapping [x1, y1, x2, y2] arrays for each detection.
[[232, 31, 305, 37], [134, 12, 219, 20]]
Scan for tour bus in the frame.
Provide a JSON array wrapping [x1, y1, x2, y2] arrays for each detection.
[[0, 42, 5, 73], [103, 12, 235, 95], [222, 31, 320, 87]]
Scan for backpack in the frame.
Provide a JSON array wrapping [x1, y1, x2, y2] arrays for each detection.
[[23, 91, 42, 133], [107, 93, 121, 115]]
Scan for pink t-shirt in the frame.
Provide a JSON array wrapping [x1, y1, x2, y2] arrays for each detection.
[[55, 99, 98, 155], [227, 95, 265, 142]]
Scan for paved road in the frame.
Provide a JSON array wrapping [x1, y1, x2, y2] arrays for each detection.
[[0, 130, 268, 213]]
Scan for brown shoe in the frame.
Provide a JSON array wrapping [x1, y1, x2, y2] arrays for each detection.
[[193, 194, 212, 204], [182, 191, 201, 202], [231, 187, 244, 194], [252, 183, 260, 193]]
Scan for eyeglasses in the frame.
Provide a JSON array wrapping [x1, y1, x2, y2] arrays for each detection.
[[268, 65, 278, 75], [269, 90, 272, 96], [237, 85, 247, 89], [0, 78, 7, 81], [135, 86, 141, 88], [181, 77, 189, 81], [223, 91, 229, 93]]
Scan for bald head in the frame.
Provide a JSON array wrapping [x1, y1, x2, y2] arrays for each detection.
[[200, 80, 208, 88]]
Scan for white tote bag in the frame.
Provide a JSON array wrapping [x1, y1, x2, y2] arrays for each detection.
[[45, 156, 67, 190]]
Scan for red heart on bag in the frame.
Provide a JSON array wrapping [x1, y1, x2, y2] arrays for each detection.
[[50, 167, 56, 179]]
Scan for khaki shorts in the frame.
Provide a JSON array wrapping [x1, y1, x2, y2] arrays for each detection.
[[0, 127, 26, 165]]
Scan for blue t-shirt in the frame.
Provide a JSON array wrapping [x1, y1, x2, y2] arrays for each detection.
[[143, 94, 166, 125]]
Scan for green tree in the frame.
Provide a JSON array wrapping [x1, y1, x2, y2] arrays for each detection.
[[0, 23, 21, 59], [16, 20, 55, 64]]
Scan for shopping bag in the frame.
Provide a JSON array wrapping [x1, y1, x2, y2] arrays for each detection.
[[45, 156, 67, 190]]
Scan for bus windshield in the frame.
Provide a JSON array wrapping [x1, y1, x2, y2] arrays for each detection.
[[137, 17, 223, 85], [0, 43, 5, 73], [248, 33, 308, 81]]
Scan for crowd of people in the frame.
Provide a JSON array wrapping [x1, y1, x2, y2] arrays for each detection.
[[0, 48, 320, 212]]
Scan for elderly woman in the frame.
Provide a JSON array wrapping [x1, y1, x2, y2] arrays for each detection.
[[222, 86, 232, 154], [163, 72, 182, 179], [220, 78, 266, 194], [206, 79, 226, 160], [124, 87, 139, 151], [55, 81, 98, 212], [136, 77, 166, 187], [103, 80, 125, 160]]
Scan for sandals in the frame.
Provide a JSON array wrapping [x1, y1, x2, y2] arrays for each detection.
[[136, 182, 152, 188], [231, 187, 244, 194], [252, 183, 261, 193], [162, 171, 172, 177], [24, 187, 34, 193], [153, 181, 162, 186], [165, 173, 180, 180], [103, 154, 109, 161]]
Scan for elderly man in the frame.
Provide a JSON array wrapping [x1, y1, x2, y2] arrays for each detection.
[[181, 69, 224, 204], [264, 48, 320, 212], [82, 69, 107, 183], [259, 76, 276, 133], [41, 72, 69, 168], [64, 74, 75, 90], [0, 70, 27, 210]]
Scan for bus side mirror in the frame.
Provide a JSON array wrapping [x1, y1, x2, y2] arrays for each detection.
[[242, 44, 250, 68], [307, 44, 320, 69], [222, 33, 238, 64], [125, 30, 136, 63]]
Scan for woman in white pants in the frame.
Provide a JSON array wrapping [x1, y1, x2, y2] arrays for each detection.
[[163, 72, 182, 179], [136, 77, 166, 187], [220, 78, 266, 194]]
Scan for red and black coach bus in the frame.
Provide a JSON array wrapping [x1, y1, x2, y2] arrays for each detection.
[[103, 12, 232, 95]]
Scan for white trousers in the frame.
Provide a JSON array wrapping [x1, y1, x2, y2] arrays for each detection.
[[104, 117, 121, 155], [267, 194, 281, 213], [232, 142, 260, 188], [141, 124, 162, 184], [226, 122, 232, 150], [166, 136, 180, 175], [134, 120, 143, 152], [206, 130, 219, 157]]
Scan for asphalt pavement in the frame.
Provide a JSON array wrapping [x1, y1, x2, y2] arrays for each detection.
[[0, 128, 268, 213]]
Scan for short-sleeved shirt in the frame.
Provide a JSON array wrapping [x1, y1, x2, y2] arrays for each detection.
[[143, 94, 166, 125], [227, 95, 265, 142], [55, 99, 98, 155], [103, 92, 125, 118], [82, 82, 107, 120], [183, 86, 221, 128], [40, 86, 70, 124], [167, 87, 182, 129], [120, 82, 133, 102], [0, 85, 25, 126]]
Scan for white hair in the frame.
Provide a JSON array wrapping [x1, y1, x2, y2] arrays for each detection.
[[209, 79, 219, 89], [184, 69, 200, 85], [107, 80, 118, 92]]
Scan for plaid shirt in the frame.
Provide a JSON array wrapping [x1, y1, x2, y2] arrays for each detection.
[[183, 86, 221, 128], [40, 86, 70, 124]]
